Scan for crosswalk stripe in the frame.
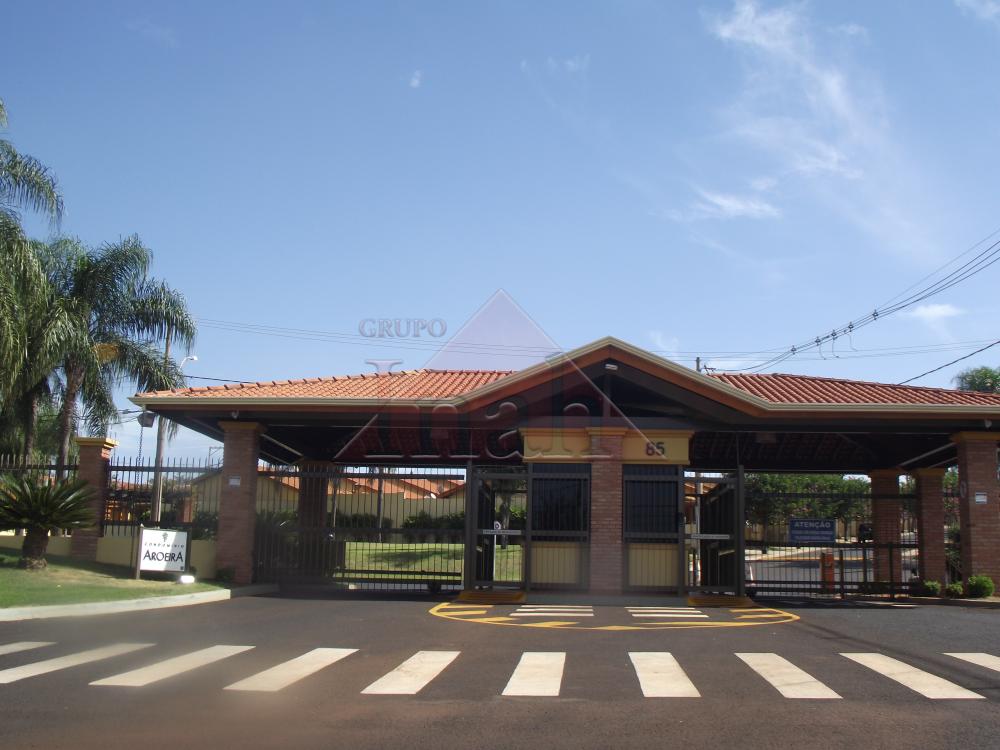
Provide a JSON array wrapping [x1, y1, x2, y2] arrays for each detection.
[[629, 652, 700, 698], [361, 651, 460, 695], [630, 614, 709, 619], [0, 643, 153, 684], [502, 652, 565, 696], [224, 648, 357, 692], [512, 612, 595, 617], [736, 653, 841, 699], [0, 642, 54, 657], [91, 645, 254, 687], [841, 653, 985, 700], [945, 653, 1000, 673]]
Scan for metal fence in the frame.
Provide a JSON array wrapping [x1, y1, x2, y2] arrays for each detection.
[[744, 491, 919, 598], [0, 454, 78, 482], [104, 456, 220, 540], [254, 464, 468, 590]]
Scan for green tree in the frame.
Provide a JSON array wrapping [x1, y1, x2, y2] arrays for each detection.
[[0, 475, 94, 569], [745, 473, 872, 528], [0, 98, 62, 222], [954, 366, 1000, 394], [41, 236, 196, 471]]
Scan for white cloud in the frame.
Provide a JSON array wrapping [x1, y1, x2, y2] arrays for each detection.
[[409, 70, 423, 88], [904, 303, 965, 338], [750, 176, 777, 191], [955, 0, 1000, 25], [669, 188, 780, 222], [545, 55, 590, 75], [700, 1, 945, 264], [648, 331, 680, 359]]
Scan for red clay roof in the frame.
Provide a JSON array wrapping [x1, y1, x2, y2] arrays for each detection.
[[144, 369, 514, 400], [138, 366, 1000, 408], [709, 372, 1000, 406]]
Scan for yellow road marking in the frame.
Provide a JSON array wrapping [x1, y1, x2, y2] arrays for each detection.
[[429, 601, 799, 631]]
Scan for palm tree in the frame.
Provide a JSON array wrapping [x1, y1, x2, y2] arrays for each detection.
[[0, 98, 62, 222], [0, 475, 94, 569], [0, 226, 82, 458], [42, 236, 196, 471]]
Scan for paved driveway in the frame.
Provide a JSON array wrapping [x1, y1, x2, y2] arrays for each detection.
[[1, 594, 999, 749]]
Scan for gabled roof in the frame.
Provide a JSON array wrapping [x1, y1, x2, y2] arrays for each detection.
[[132, 337, 1000, 415], [139, 369, 513, 400]]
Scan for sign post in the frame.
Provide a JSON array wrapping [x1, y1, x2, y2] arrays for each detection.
[[137, 527, 190, 578]]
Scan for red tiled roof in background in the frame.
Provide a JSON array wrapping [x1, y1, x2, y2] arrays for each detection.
[[708, 372, 1000, 406], [139, 367, 1000, 408]]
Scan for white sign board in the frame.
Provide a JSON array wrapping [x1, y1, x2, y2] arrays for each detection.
[[139, 528, 189, 572], [975, 492, 988, 505]]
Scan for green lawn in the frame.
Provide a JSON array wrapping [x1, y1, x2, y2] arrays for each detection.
[[0, 550, 224, 608]]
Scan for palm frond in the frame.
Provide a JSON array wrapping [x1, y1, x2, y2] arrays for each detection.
[[0, 141, 63, 221]]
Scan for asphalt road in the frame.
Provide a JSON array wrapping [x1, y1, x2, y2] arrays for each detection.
[[2, 592, 999, 749]]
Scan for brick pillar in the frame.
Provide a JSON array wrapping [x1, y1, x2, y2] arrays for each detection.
[[869, 469, 902, 584], [70, 437, 117, 561], [587, 428, 625, 593], [914, 468, 947, 584], [216, 422, 262, 584], [953, 432, 1000, 585]]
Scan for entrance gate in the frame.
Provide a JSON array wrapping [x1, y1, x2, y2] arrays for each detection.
[[254, 464, 467, 590]]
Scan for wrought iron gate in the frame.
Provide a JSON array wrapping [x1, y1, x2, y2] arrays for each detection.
[[254, 464, 467, 590]]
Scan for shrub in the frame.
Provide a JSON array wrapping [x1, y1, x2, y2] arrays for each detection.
[[0, 476, 95, 570], [920, 580, 942, 597], [945, 581, 964, 598], [965, 575, 995, 598], [214, 567, 235, 584]]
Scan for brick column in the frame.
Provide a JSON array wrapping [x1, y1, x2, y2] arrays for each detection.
[[216, 422, 262, 584], [587, 428, 625, 593], [869, 469, 902, 584], [70, 437, 116, 561], [914, 468, 947, 584], [953, 432, 1000, 585]]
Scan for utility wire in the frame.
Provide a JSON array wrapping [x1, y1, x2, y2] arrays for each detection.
[[897, 339, 1000, 385]]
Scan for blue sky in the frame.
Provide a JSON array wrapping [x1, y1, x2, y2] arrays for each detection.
[[5, 0, 1000, 458]]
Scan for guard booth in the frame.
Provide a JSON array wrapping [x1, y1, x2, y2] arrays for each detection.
[[130, 336, 1000, 592]]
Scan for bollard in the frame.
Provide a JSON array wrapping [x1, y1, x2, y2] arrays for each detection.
[[821, 550, 836, 594]]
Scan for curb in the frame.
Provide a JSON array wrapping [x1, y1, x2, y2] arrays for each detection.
[[904, 595, 1000, 609], [0, 583, 279, 622]]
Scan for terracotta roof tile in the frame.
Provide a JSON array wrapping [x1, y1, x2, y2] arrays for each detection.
[[143, 369, 515, 400], [708, 372, 1000, 406], [138, 365, 1000, 408]]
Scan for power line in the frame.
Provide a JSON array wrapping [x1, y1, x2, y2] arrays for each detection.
[[897, 339, 1000, 385]]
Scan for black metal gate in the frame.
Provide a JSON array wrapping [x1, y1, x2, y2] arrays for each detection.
[[254, 464, 467, 590], [468, 467, 527, 589], [743, 488, 918, 598], [689, 470, 745, 595], [623, 464, 685, 592]]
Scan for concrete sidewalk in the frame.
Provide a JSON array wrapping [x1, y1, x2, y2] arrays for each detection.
[[0, 584, 278, 622]]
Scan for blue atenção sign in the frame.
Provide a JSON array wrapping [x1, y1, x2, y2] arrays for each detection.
[[789, 518, 836, 544]]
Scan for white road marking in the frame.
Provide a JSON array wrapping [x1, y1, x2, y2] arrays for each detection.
[[0, 643, 152, 684], [945, 653, 1000, 673], [361, 651, 460, 695], [91, 645, 254, 687], [512, 606, 594, 617], [224, 648, 357, 692], [502, 652, 565, 696], [736, 653, 841, 699], [629, 652, 700, 698], [842, 653, 985, 700], [0, 642, 54, 657], [512, 612, 595, 617], [629, 614, 709, 619]]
